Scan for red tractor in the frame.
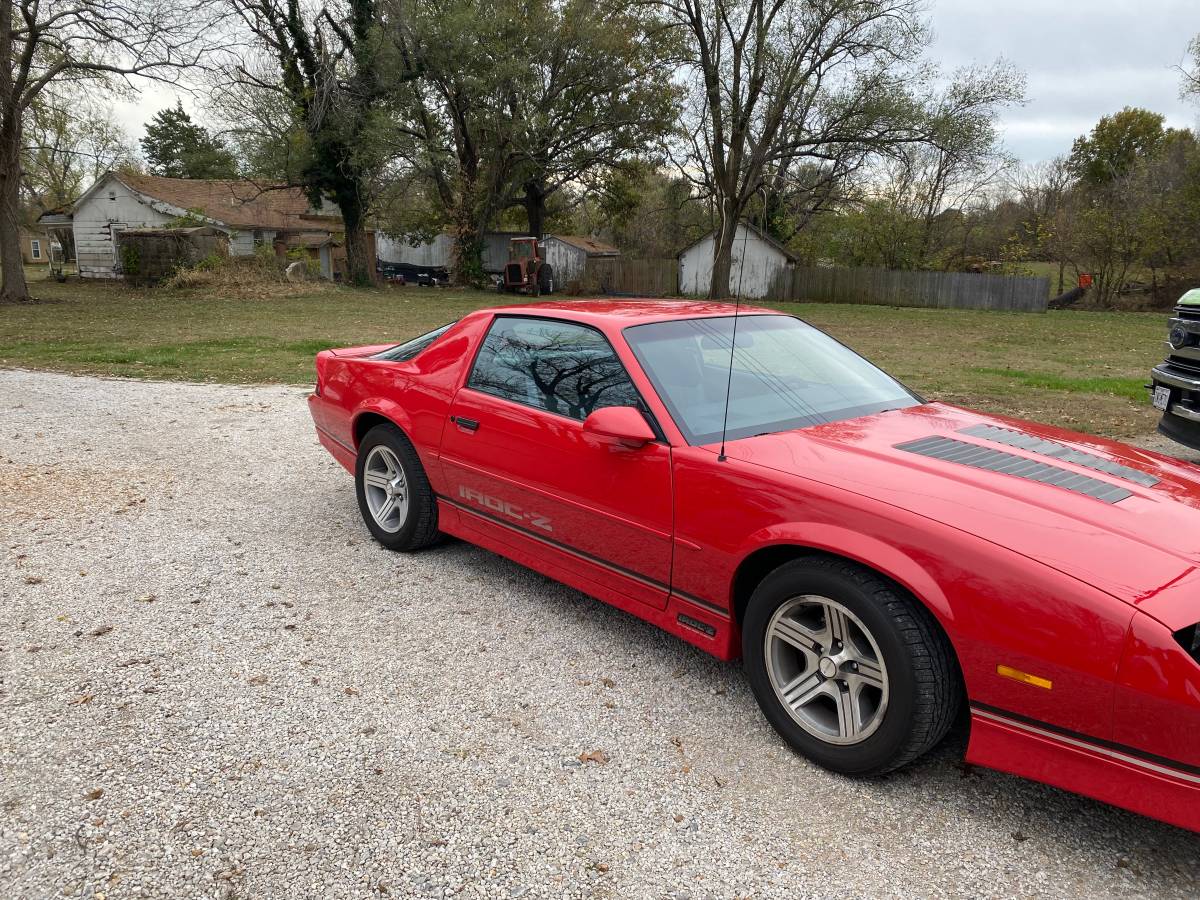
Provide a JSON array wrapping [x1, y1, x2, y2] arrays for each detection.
[[497, 236, 555, 295]]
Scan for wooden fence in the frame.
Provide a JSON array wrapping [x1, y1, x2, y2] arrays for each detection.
[[581, 257, 1049, 312], [582, 257, 678, 297], [768, 266, 1049, 312]]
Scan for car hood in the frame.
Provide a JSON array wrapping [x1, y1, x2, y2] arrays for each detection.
[[717, 403, 1200, 629]]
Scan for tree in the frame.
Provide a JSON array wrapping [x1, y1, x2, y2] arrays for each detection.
[[497, 0, 680, 238], [1182, 34, 1200, 103], [0, 0, 218, 302], [226, 0, 416, 285], [390, 0, 514, 284], [22, 91, 138, 214], [1067, 107, 1178, 186], [670, 0, 937, 298], [141, 101, 238, 179], [573, 159, 710, 257]]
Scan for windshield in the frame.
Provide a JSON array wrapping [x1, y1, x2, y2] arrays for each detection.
[[371, 323, 454, 361], [624, 314, 919, 445]]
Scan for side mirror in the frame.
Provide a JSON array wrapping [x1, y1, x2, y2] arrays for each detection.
[[582, 406, 656, 449]]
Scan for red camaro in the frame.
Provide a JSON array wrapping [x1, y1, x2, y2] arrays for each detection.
[[308, 300, 1200, 832]]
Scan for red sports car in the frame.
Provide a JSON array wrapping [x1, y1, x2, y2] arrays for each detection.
[[308, 300, 1200, 832]]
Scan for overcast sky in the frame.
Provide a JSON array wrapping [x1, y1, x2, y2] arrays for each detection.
[[112, 0, 1200, 166], [930, 0, 1198, 161]]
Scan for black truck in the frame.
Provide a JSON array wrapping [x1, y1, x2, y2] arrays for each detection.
[[1151, 288, 1200, 451]]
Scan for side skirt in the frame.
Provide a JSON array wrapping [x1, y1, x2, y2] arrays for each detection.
[[967, 704, 1200, 832], [436, 496, 739, 661]]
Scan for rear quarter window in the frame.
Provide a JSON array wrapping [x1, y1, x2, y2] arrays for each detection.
[[372, 323, 455, 362]]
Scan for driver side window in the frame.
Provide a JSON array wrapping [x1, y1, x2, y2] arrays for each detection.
[[468, 316, 639, 419]]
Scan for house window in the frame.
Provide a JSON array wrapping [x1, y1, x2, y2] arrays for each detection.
[[30, 240, 42, 260]]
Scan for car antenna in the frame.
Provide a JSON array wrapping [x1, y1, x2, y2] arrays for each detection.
[[717, 212, 754, 463]]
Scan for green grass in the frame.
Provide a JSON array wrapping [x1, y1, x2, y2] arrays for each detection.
[[970, 367, 1148, 402], [0, 267, 1172, 440]]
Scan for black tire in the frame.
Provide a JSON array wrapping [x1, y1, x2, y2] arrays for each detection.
[[355, 423, 441, 552], [537, 263, 555, 295], [742, 556, 960, 776]]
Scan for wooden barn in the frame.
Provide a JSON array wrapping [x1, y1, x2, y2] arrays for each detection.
[[677, 222, 798, 299], [67, 172, 351, 280]]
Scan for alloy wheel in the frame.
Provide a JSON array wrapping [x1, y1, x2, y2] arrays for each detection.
[[764, 595, 889, 745], [362, 445, 409, 533]]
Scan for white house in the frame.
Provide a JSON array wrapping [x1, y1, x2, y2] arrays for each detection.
[[677, 222, 799, 299], [68, 172, 346, 279], [542, 235, 619, 283]]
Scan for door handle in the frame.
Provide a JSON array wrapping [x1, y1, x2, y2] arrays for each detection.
[[450, 415, 479, 432]]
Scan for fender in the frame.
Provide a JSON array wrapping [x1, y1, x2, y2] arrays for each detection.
[[736, 521, 954, 629], [352, 398, 416, 446]]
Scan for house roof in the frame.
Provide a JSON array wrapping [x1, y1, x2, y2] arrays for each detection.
[[676, 221, 800, 263], [548, 234, 619, 256], [76, 172, 342, 232]]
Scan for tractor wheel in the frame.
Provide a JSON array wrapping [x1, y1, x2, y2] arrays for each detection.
[[537, 263, 555, 295]]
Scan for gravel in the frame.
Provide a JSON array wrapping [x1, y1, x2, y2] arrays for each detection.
[[2, 368, 1199, 900]]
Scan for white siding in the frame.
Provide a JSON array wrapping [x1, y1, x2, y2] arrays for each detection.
[[227, 231, 255, 257], [543, 239, 587, 282], [376, 231, 525, 274], [678, 224, 790, 299], [73, 177, 173, 278], [376, 233, 453, 267]]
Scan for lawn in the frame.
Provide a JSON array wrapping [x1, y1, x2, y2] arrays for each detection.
[[0, 267, 1169, 440]]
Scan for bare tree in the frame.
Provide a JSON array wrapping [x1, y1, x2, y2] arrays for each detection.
[[0, 0, 219, 301], [1182, 34, 1200, 103], [666, 0, 932, 297], [22, 91, 139, 214]]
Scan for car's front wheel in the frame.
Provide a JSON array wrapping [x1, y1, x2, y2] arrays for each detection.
[[742, 556, 960, 776], [355, 423, 440, 551]]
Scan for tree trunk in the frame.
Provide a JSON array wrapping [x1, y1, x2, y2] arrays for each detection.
[[0, 118, 30, 303], [708, 198, 740, 299], [521, 181, 548, 239], [339, 196, 374, 287], [450, 201, 483, 287]]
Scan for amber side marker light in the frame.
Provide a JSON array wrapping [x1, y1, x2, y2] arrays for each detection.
[[997, 665, 1053, 690]]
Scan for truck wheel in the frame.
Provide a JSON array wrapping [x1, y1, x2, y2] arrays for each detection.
[[742, 556, 960, 776], [355, 423, 441, 552], [538, 263, 555, 295]]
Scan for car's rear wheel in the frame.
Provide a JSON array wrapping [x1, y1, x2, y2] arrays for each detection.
[[355, 423, 440, 551], [743, 556, 960, 776]]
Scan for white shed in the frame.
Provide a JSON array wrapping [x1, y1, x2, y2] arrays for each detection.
[[70, 172, 345, 279], [677, 222, 798, 299], [542, 235, 620, 283]]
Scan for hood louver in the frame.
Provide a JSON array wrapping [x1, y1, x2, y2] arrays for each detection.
[[958, 424, 1159, 488], [895, 436, 1133, 504]]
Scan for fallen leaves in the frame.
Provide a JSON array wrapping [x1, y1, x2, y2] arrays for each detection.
[[578, 749, 609, 766]]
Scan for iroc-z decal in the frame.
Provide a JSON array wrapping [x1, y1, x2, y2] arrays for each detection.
[[458, 485, 553, 532]]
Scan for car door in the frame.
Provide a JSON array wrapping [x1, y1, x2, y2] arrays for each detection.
[[439, 314, 673, 610]]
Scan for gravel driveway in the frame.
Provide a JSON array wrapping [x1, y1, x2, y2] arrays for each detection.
[[2, 369, 1199, 900]]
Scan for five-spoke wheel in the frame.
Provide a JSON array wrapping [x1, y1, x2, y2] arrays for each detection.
[[355, 423, 441, 552], [765, 596, 888, 745], [743, 556, 960, 776], [361, 445, 409, 533]]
